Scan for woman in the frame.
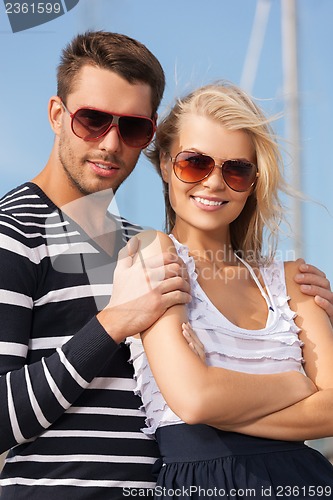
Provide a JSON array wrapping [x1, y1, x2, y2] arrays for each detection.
[[126, 82, 333, 498]]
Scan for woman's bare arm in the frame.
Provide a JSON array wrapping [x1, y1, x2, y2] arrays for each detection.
[[137, 232, 316, 426], [215, 260, 333, 439]]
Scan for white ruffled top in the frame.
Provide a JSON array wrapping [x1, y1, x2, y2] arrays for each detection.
[[126, 235, 304, 437]]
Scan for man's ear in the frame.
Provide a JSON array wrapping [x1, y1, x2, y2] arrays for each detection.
[[48, 96, 64, 135]]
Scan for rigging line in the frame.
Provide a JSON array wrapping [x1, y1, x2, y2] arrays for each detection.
[[240, 0, 272, 94]]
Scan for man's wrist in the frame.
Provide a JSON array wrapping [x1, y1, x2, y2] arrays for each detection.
[[96, 308, 125, 344]]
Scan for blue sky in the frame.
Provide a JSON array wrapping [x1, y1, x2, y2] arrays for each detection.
[[0, 0, 332, 281]]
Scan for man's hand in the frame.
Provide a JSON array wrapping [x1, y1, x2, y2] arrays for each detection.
[[294, 258, 333, 324], [97, 236, 191, 343]]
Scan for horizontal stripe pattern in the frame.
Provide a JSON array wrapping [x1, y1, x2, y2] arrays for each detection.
[[5, 453, 156, 464], [0, 477, 156, 489], [0, 183, 158, 497], [40, 430, 150, 440], [0, 341, 28, 357], [34, 284, 112, 306], [87, 376, 136, 391], [0, 289, 33, 308], [66, 406, 142, 417]]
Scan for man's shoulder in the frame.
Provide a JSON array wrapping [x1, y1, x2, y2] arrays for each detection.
[[111, 213, 144, 241], [0, 182, 58, 248], [0, 182, 32, 204], [0, 182, 51, 209], [0, 182, 56, 217]]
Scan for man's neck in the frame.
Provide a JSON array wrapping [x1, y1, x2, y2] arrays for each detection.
[[32, 165, 118, 256]]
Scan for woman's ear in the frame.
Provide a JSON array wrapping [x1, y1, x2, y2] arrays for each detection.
[[160, 151, 170, 183], [48, 96, 65, 135]]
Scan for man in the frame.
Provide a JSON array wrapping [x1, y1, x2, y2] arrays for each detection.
[[0, 31, 332, 499]]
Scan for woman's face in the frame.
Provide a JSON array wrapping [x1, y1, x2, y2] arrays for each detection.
[[161, 113, 256, 239]]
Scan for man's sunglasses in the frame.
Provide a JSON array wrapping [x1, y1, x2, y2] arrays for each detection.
[[61, 102, 156, 148], [170, 151, 259, 192]]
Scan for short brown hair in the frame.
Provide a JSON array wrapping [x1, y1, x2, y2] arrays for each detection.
[[57, 31, 165, 115]]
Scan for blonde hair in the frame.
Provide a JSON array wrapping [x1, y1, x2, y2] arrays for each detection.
[[146, 81, 287, 264]]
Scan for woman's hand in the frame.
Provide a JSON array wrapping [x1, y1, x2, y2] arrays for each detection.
[[182, 322, 206, 363]]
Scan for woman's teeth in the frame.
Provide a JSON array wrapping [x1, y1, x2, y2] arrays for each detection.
[[193, 197, 224, 206]]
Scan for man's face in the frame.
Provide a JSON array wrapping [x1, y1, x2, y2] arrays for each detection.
[[53, 65, 153, 204]]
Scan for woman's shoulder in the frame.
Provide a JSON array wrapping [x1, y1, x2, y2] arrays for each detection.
[[283, 259, 301, 287], [283, 259, 300, 273], [261, 258, 297, 279], [133, 229, 177, 258], [283, 259, 314, 307]]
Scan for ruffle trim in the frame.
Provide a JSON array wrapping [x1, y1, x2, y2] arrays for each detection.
[[169, 234, 303, 352], [126, 238, 304, 436], [126, 337, 179, 435]]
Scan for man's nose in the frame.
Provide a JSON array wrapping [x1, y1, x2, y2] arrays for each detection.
[[98, 125, 121, 152]]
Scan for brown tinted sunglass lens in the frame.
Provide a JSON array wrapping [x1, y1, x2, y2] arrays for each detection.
[[119, 116, 154, 147], [73, 109, 112, 140], [222, 160, 257, 191], [174, 153, 214, 182]]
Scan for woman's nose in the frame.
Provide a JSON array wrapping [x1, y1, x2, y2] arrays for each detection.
[[201, 165, 227, 190]]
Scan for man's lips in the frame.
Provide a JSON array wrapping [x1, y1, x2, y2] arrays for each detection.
[[87, 160, 120, 177], [88, 160, 119, 170]]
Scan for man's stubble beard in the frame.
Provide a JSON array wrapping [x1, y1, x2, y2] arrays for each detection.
[[58, 134, 94, 196], [57, 135, 127, 197]]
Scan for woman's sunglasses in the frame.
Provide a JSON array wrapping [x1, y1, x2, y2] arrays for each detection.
[[170, 151, 259, 192], [61, 102, 155, 148]]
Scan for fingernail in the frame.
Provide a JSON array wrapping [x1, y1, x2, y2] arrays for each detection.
[[182, 324, 190, 336], [299, 264, 309, 271], [300, 284, 311, 291], [296, 274, 305, 280]]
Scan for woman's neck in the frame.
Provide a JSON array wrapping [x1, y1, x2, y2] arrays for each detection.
[[171, 224, 238, 266]]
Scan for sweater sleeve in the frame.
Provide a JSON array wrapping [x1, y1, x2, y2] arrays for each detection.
[[0, 234, 119, 454]]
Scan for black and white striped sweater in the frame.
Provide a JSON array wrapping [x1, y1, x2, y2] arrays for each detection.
[[0, 183, 159, 499]]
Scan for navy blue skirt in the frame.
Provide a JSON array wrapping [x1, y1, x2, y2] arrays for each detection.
[[154, 424, 333, 499]]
